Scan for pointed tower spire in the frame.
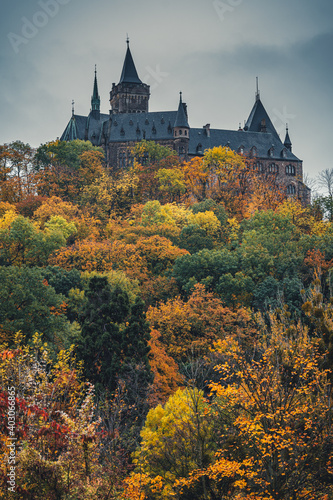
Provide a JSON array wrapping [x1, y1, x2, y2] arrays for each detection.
[[284, 124, 292, 152], [91, 65, 101, 119], [119, 38, 142, 84], [174, 92, 190, 157], [255, 76, 260, 101], [174, 92, 189, 128]]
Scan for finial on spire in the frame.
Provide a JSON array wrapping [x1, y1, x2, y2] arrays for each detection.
[[180, 91, 183, 102], [72, 99, 75, 116], [95, 64, 97, 75], [126, 34, 129, 47], [255, 76, 260, 101]]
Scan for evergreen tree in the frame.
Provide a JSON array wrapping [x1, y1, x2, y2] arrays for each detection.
[[78, 276, 151, 393]]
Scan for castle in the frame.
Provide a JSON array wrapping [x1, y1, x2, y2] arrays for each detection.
[[61, 40, 310, 204]]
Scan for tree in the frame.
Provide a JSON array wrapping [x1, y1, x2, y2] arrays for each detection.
[[77, 276, 151, 394], [0, 333, 119, 499], [125, 388, 214, 500], [176, 313, 333, 500], [0, 266, 74, 347], [0, 141, 35, 203], [317, 168, 333, 221], [0, 210, 76, 267], [34, 140, 105, 202]]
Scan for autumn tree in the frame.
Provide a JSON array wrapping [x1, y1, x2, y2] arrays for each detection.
[[34, 140, 105, 202], [125, 387, 215, 500], [0, 141, 35, 203], [0, 334, 120, 499]]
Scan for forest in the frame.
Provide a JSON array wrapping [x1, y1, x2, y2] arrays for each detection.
[[1, 138, 333, 500]]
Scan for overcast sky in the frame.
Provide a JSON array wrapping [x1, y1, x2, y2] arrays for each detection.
[[0, 0, 332, 179]]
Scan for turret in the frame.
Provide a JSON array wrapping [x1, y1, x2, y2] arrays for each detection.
[[284, 125, 292, 152], [173, 92, 190, 157]]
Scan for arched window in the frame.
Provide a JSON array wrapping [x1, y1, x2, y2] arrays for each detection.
[[269, 163, 278, 174], [179, 146, 185, 154], [179, 130, 183, 135], [287, 184, 296, 195], [286, 165, 295, 176]]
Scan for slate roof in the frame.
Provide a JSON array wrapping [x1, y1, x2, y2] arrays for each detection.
[[245, 98, 280, 140], [119, 44, 142, 84], [60, 113, 109, 144], [107, 111, 177, 142], [284, 127, 292, 148], [189, 127, 301, 161], [174, 94, 190, 128]]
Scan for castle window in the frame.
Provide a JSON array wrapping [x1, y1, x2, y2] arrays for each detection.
[[184, 130, 187, 136], [196, 143, 203, 154], [286, 165, 295, 176], [119, 152, 126, 169], [179, 146, 184, 154], [269, 163, 278, 174], [179, 130, 183, 135], [287, 184, 296, 195]]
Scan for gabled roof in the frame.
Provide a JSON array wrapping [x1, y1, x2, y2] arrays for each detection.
[[174, 93, 189, 128], [61, 115, 78, 141], [119, 42, 142, 84], [245, 97, 280, 140]]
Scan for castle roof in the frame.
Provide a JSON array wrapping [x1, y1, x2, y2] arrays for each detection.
[[119, 41, 142, 84], [189, 127, 300, 161], [107, 111, 177, 142], [174, 93, 189, 128], [245, 97, 280, 140]]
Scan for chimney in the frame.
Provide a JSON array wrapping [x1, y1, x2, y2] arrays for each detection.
[[203, 124, 210, 137]]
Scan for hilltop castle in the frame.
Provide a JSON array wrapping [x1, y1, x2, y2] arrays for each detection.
[[61, 40, 310, 204]]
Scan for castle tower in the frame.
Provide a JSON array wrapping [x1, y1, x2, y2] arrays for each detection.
[[110, 38, 150, 114], [173, 92, 189, 157], [284, 125, 292, 152], [91, 65, 100, 120]]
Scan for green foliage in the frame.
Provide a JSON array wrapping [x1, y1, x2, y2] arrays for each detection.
[[41, 265, 82, 296], [0, 212, 73, 267], [0, 266, 73, 346], [178, 224, 214, 253], [172, 248, 239, 294], [77, 276, 151, 393]]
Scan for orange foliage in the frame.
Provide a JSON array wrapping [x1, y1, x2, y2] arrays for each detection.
[[147, 284, 258, 360], [148, 329, 183, 405]]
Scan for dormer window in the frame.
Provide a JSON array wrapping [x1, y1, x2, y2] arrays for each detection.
[[196, 143, 203, 154], [238, 146, 244, 155], [250, 146, 257, 157], [268, 146, 274, 157]]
